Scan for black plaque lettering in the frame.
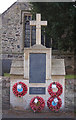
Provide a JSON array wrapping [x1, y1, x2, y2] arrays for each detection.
[[29, 87, 46, 94]]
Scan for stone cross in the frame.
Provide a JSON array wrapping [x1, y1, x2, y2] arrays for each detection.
[[30, 14, 47, 45]]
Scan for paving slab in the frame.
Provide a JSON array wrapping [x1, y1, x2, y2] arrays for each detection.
[[2, 109, 75, 118]]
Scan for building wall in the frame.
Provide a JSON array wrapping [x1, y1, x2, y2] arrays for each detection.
[[1, 2, 31, 75], [1, 52, 74, 75], [0, 2, 74, 75], [52, 51, 74, 75], [0, 15, 2, 75], [0, 15, 2, 54], [2, 2, 30, 54]]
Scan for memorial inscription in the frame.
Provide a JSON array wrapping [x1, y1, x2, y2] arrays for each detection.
[[29, 53, 46, 83], [29, 87, 46, 94]]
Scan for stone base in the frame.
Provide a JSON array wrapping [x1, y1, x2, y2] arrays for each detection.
[[10, 78, 65, 111]]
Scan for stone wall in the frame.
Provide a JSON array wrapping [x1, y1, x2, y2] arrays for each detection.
[[52, 51, 74, 75], [1, 2, 74, 75], [0, 15, 2, 54], [0, 14, 1, 23], [1, 53, 24, 74], [1, 2, 31, 75], [2, 77, 75, 112], [65, 79, 74, 111], [0, 77, 2, 119], [2, 77, 10, 110], [1, 2, 30, 54], [1, 51, 74, 75]]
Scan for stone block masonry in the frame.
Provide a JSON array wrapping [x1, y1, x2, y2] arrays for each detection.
[[1, 2, 30, 54], [2, 77, 10, 110], [2, 77, 75, 112], [0, 1, 74, 76], [2, 53, 24, 74], [0, 76, 2, 119], [1, 52, 74, 75], [53, 51, 74, 75]]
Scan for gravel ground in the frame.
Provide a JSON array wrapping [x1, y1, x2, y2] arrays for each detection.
[[2, 109, 75, 119]]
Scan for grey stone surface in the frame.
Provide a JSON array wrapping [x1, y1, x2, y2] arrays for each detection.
[[2, 2, 31, 54], [2, 59, 12, 73], [0, 59, 12, 75], [1, 52, 74, 75], [52, 51, 74, 75], [31, 44, 46, 49], [30, 14, 47, 45], [10, 57, 66, 77], [0, 0, 74, 76], [0, 27, 2, 55], [2, 77, 10, 110], [0, 76, 2, 120], [29, 53, 46, 83], [0, 15, 2, 29], [10, 59, 24, 75], [10, 67, 24, 75], [11, 59, 24, 67], [52, 59, 65, 75], [1, 77, 75, 112], [0, 60, 2, 76], [10, 79, 65, 110]]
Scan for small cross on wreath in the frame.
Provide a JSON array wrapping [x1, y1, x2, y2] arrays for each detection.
[[30, 96, 45, 112], [47, 96, 62, 111]]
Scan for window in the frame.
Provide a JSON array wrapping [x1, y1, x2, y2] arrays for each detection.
[[24, 15, 31, 48], [31, 26, 36, 46], [24, 14, 45, 48]]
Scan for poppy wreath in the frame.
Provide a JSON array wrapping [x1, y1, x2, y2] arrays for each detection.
[[47, 96, 62, 111], [48, 82, 63, 97], [12, 82, 28, 97], [30, 96, 45, 112]]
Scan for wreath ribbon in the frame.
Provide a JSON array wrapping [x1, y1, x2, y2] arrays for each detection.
[[47, 96, 62, 111]]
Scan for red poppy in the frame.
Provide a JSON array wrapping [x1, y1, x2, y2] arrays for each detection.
[[47, 97, 62, 111], [12, 82, 28, 97], [48, 82, 63, 97], [30, 96, 45, 112]]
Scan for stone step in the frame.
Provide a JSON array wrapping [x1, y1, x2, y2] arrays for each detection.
[[52, 67, 65, 75], [10, 59, 24, 75], [10, 67, 24, 75], [11, 59, 24, 68], [10, 58, 65, 76], [52, 59, 65, 67], [51, 59, 65, 75]]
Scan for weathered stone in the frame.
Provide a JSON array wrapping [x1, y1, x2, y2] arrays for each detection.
[[52, 59, 65, 75], [2, 2, 31, 54], [1, 76, 75, 112], [6, 83, 10, 88], [30, 14, 47, 45], [10, 67, 24, 75]]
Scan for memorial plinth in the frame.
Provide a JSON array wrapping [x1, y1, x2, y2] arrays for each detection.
[[10, 13, 65, 111], [24, 45, 51, 81]]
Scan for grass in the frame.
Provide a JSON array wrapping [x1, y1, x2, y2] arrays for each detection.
[[65, 75, 76, 79], [4, 73, 10, 77], [3, 73, 76, 79]]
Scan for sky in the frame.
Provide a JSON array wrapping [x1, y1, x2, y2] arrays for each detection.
[[0, 0, 17, 14], [0, 0, 75, 14]]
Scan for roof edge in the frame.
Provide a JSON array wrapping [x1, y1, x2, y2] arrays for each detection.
[[1, 2, 17, 15]]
